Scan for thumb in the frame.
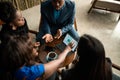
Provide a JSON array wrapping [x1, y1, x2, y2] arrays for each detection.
[[57, 36, 61, 39], [42, 35, 46, 39], [54, 35, 57, 39]]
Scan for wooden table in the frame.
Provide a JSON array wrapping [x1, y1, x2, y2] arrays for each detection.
[[38, 37, 76, 67]]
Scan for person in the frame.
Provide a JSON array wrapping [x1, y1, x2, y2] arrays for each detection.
[[1, 34, 73, 80], [36, 0, 79, 47], [0, 2, 37, 79], [61, 34, 112, 80], [0, 1, 39, 56], [0, 1, 29, 43], [0, 1, 16, 42]]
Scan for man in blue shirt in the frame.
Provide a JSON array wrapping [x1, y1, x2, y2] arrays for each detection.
[[36, 0, 79, 46]]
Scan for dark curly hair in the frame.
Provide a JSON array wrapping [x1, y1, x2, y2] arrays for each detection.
[[1, 35, 34, 72], [0, 1, 16, 24]]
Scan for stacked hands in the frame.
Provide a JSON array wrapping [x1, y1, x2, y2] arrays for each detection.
[[42, 29, 62, 43]]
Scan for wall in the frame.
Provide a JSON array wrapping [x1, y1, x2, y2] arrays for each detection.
[[0, 0, 41, 10]]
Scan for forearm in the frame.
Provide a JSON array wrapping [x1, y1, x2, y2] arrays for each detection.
[[61, 3, 75, 35], [61, 24, 73, 35], [61, 11, 75, 35], [57, 47, 70, 66], [43, 46, 71, 79]]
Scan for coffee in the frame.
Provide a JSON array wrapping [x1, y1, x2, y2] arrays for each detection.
[[49, 52, 56, 58], [46, 51, 58, 62]]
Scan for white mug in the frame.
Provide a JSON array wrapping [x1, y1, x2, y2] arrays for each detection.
[[46, 51, 58, 62]]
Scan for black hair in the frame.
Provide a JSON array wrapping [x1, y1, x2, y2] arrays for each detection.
[[0, 1, 16, 23], [1, 35, 34, 72], [62, 34, 112, 80]]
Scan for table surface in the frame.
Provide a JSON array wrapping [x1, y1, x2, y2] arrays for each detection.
[[38, 38, 76, 67]]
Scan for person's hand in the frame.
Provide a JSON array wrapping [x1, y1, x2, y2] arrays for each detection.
[[42, 34, 53, 43], [34, 42, 40, 47], [54, 29, 62, 39], [65, 42, 74, 52]]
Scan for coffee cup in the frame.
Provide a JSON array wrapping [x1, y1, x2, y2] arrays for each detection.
[[46, 51, 58, 62]]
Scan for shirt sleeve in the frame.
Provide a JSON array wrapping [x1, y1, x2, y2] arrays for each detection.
[[40, 4, 51, 34], [15, 64, 45, 80], [61, 2, 75, 35], [28, 64, 45, 80]]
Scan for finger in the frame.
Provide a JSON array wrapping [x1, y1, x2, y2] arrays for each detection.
[[57, 33, 62, 39], [55, 34, 60, 39], [49, 37, 53, 42], [54, 36, 57, 39], [46, 40, 49, 43], [45, 38, 49, 43], [69, 41, 75, 48], [42, 35, 46, 39], [54, 35, 58, 39], [54, 34, 58, 39], [57, 30, 62, 39], [58, 34, 62, 39], [34, 42, 40, 46], [57, 35, 61, 39], [58, 29, 62, 35], [71, 43, 75, 48]]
